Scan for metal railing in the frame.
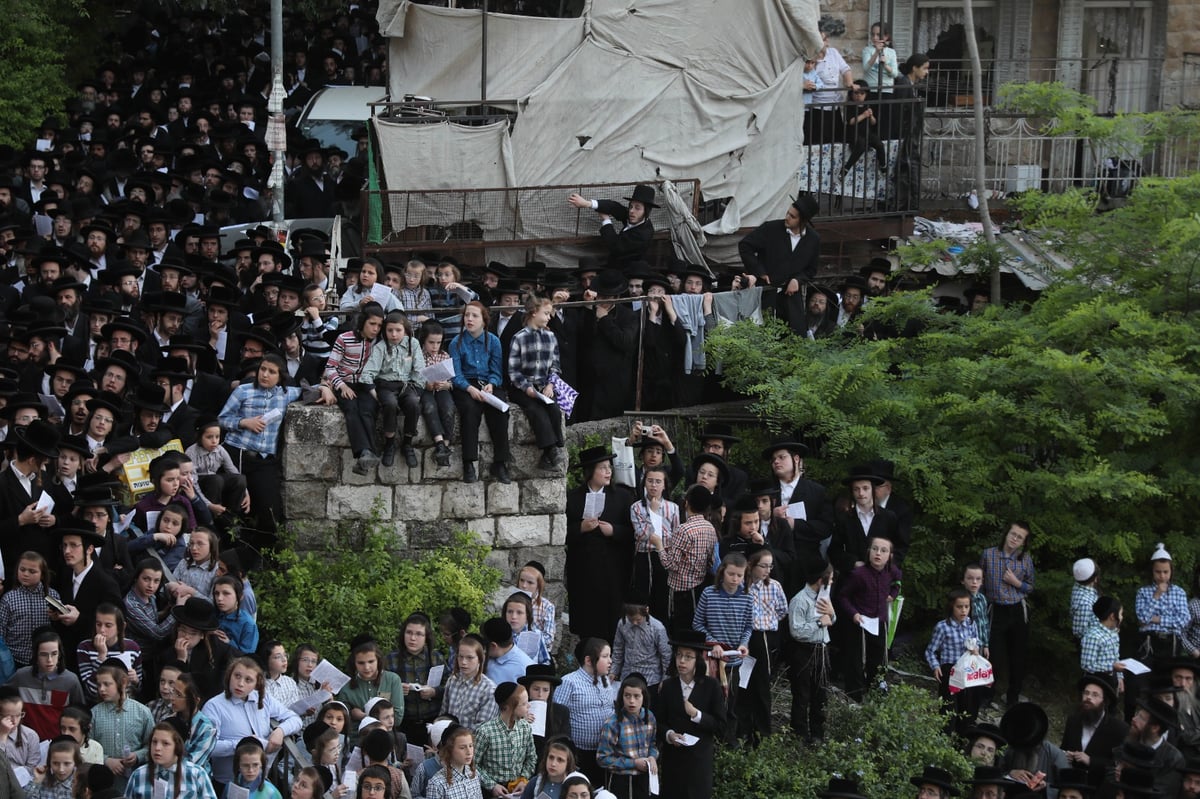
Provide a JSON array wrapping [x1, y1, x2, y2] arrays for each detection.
[[362, 179, 700, 254]]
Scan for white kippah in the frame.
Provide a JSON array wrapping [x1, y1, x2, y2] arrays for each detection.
[[1072, 558, 1096, 582], [1151, 542, 1172, 561]]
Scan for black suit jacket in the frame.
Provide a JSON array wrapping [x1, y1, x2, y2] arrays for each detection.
[[738, 219, 821, 287], [490, 311, 524, 384], [164, 401, 200, 449], [880, 493, 915, 562], [0, 467, 62, 573], [548, 309, 580, 388], [564, 484, 634, 643], [783, 478, 835, 551], [1061, 710, 1127, 787], [828, 505, 899, 575], [594, 199, 654, 269], [187, 372, 233, 417], [287, 172, 336, 218], [52, 560, 121, 659], [656, 675, 726, 798]]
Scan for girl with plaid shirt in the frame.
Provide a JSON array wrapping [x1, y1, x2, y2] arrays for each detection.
[[507, 296, 565, 472], [597, 674, 658, 799], [742, 547, 787, 744], [0, 552, 60, 668], [440, 636, 499, 731]]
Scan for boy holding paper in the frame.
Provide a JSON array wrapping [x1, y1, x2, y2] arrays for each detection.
[[835, 531, 901, 702], [1080, 596, 1126, 687]]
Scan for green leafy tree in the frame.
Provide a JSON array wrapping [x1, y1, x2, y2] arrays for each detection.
[[707, 174, 1200, 651], [0, 0, 83, 145]]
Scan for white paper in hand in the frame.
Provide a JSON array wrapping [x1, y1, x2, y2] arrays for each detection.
[[406, 743, 423, 768], [516, 631, 541, 660], [426, 664, 445, 688], [1117, 658, 1151, 675], [785, 501, 807, 520], [738, 655, 756, 689], [288, 689, 331, 716], [478, 391, 510, 413], [342, 771, 358, 792], [421, 359, 455, 384], [311, 659, 352, 694], [583, 492, 605, 520], [154, 779, 169, 799], [677, 733, 700, 747], [261, 407, 284, 424], [227, 784, 251, 799], [12, 767, 31, 788], [34, 491, 55, 514], [858, 616, 880, 636], [528, 699, 547, 736], [537, 392, 555, 405], [649, 768, 660, 796]]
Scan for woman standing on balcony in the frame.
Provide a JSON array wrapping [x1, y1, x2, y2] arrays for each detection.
[[808, 27, 854, 145], [862, 22, 900, 137], [892, 54, 931, 209]]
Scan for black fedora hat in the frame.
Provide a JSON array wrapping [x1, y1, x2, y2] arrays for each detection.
[[203, 285, 242, 310], [171, 597, 219, 632], [1117, 741, 1157, 770], [94, 349, 141, 380], [483, 261, 511, 279], [1112, 768, 1161, 798], [591, 269, 627, 297], [268, 311, 303, 342], [840, 275, 869, 293], [747, 478, 780, 499], [867, 458, 897, 482], [128, 383, 169, 414], [843, 464, 885, 486], [668, 628, 709, 653], [150, 356, 192, 383], [691, 452, 729, 486], [1000, 702, 1049, 749], [518, 663, 562, 689], [100, 320, 148, 346], [51, 516, 106, 548], [13, 419, 61, 458], [623, 184, 658, 209], [791, 193, 819, 222], [1053, 768, 1093, 794], [760, 436, 808, 460], [909, 767, 961, 797], [0, 392, 47, 420], [698, 423, 740, 444], [968, 767, 1016, 788], [1135, 694, 1177, 731], [1077, 673, 1118, 706], [818, 778, 869, 799], [964, 722, 1008, 749], [1178, 756, 1200, 777], [74, 483, 119, 508], [163, 334, 208, 355], [85, 392, 125, 419], [577, 446, 615, 470], [56, 434, 91, 459]]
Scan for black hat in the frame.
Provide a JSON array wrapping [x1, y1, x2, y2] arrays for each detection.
[[151, 356, 192, 383], [481, 617, 514, 647], [817, 778, 869, 799], [577, 446, 615, 470], [12, 419, 61, 458], [85, 392, 125, 419], [1178, 757, 1200, 777], [171, 597, 219, 632], [730, 494, 759, 515], [1053, 768, 1093, 794], [1078, 671, 1122, 706], [494, 681, 519, 705], [860, 258, 892, 279], [909, 767, 961, 797], [202, 285, 242, 310], [963, 722, 1007, 748], [791, 194, 819, 222], [760, 436, 808, 460], [484, 261, 510, 279], [163, 334, 209, 355], [94, 349, 141, 380], [523, 560, 547, 579], [668, 628, 709, 653], [843, 464, 885, 486], [129, 382, 169, 414], [269, 311, 303, 341], [691, 452, 729, 486], [573, 257, 602, 276], [100, 319, 148, 346], [1135, 694, 1177, 731], [623, 184, 659, 209], [1117, 742, 1157, 770], [591, 269, 628, 297], [1000, 702, 1049, 749], [867, 459, 896, 482], [518, 664, 562, 689], [64, 379, 98, 404], [43, 362, 88, 383], [1160, 658, 1200, 681], [74, 483, 119, 508], [0, 392, 47, 420], [641, 271, 672, 292], [1112, 768, 1161, 798], [57, 434, 91, 458], [48, 275, 88, 297], [967, 767, 1016, 788], [840, 275, 869, 293], [51, 516, 105, 548], [698, 423, 740, 444], [800, 553, 832, 584], [148, 291, 189, 316]]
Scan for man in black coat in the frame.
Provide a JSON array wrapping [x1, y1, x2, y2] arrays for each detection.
[[577, 270, 638, 422], [286, 140, 336, 218], [737, 194, 821, 331], [827, 465, 899, 575], [1061, 674, 1128, 788], [568, 184, 657, 271], [761, 437, 834, 561], [49, 518, 121, 665], [0, 419, 65, 572], [870, 459, 915, 562]]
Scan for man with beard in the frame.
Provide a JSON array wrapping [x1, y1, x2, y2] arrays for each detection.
[[1179, 758, 1200, 799], [1167, 660, 1200, 757], [1111, 695, 1183, 799], [798, 284, 838, 340], [998, 702, 1069, 797], [1062, 674, 1128, 788], [860, 258, 891, 300], [287, 139, 335, 217]]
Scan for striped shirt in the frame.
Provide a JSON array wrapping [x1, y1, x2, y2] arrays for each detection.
[[218, 383, 304, 455], [77, 639, 144, 702], [555, 669, 617, 750], [631, 499, 680, 553], [749, 579, 788, 632], [1136, 583, 1190, 635], [1080, 622, 1121, 676], [324, 331, 376, 390], [925, 616, 979, 669], [473, 716, 537, 785], [180, 710, 218, 772], [124, 590, 176, 647], [0, 583, 61, 663], [693, 585, 753, 664], [980, 546, 1034, 607], [1071, 584, 1099, 640], [597, 707, 658, 776], [661, 517, 717, 592], [507, 327, 560, 392], [429, 285, 477, 339], [301, 314, 339, 358], [124, 757, 218, 799]]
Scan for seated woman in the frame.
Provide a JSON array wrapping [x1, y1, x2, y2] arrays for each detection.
[[325, 301, 386, 475]]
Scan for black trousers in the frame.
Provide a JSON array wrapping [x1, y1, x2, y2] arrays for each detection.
[[740, 629, 780, 744], [419, 389, 455, 440], [606, 771, 650, 799], [223, 444, 283, 534], [336, 384, 379, 457], [990, 602, 1030, 705], [451, 387, 510, 463], [509, 389, 563, 449], [632, 550, 670, 626], [376, 380, 420, 437], [841, 621, 887, 702], [789, 640, 829, 741]]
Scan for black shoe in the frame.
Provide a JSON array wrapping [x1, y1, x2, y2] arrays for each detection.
[[434, 442, 451, 467], [490, 462, 512, 484], [403, 445, 418, 468], [537, 451, 557, 471], [381, 439, 397, 467], [463, 462, 478, 483]]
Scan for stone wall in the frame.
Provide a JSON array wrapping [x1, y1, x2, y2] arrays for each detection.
[[279, 404, 569, 607]]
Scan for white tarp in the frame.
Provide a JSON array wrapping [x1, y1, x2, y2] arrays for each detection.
[[381, 1, 584, 103]]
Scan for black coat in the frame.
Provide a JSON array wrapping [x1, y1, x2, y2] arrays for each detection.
[[0, 467, 63, 575], [1060, 709, 1127, 787], [52, 559, 121, 661], [780, 478, 835, 555], [737, 220, 821, 288], [564, 484, 634, 643], [287, 172, 336, 218], [638, 311, 687, 412], [879, 493, 915, 562], [164, 402, 201, 450], [827, 505, 899, 576], [594, 199, 654, 269], [490, 311, 525, 385], [548, 308, 580, 389], [578, 304, 638, 422], [657, 674, 726, 799]]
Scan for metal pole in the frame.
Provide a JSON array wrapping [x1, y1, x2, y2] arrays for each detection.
[[268, 0, 286, 229], [634, 303, 646, 411], [481, 0, 489, 103]]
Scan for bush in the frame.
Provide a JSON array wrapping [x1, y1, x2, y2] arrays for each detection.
[[714, 683, 972, 799], [255, 503, 502, 662]]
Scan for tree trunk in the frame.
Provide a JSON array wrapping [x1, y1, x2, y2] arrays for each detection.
[[962, 0, 1001, 303]]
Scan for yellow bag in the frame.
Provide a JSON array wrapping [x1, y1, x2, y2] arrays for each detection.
[[117, 440, 184, 505]]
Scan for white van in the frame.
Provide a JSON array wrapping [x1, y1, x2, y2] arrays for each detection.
[[295, 86, 386, 155]]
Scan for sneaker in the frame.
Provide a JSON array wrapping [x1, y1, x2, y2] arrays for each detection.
[[381, 439, 397, 467], [434, 442, 451, 467], [463, 462, 478, 483], [403, 445, 418, 468], [490, 462, 512, 484]]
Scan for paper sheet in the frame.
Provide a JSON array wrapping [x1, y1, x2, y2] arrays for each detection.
[[311, 659, 352, 694], [406, 743, 423, 768], [1117, 658, 1151, 675], [227, 785, 250, 799], [649, 768, 660, 796], [261, 407, 284, 424], [421, 358, 455, 384], [677, 733, 700, 747], [13, 767, 31, 788], [478, 390, 510, 413], [288, 689, 332, 717], [583, 492, 605, 520], [817, 584, 831, 606], [516, 631, 542, 661], [785, 501, 807, 520], [34, 491, 55, 514], [528, 699, 547, 737], [154, 779, 169, 799], [426, 664, 445, 689], [114, 512, 134, 535], [738, 655, 756, 689], [144, 511, 161, 536], [859, 616, 880, 636], [342, 771, 357, 791], [536, 391, 555, 404]]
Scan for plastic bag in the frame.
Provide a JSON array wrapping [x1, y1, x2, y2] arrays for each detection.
[[611, 436, 637, 488], [948, 650, 994, 694]]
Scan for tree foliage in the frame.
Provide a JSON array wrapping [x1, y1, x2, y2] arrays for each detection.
[[707, 174, 1200, 649], [255, 504, 502, 662], [0, 0, 86, 146]]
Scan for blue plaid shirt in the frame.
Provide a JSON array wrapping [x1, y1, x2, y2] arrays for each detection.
[[124, 757, 218, 799], [749, 579, 788, 632], [1136, 583, 1190, 635], [969, 591, 990, 648], [597, 707, 659, 776], [925, 616, 979, 670], [1071, 584, 1099, 640], [507, 327, 560, 392], [980, 546, 1034, 606], [555, 668, 617, 750], [218, 383, 304, 456], [1080, 622, 1121, 677]]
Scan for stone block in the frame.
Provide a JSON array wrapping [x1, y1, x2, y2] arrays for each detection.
[[508, 443, 543, 482], [463, 517, 496, 544], [386, 520, 409, 550], [282, 482, 327, 520], [510, 408, 535, 446], [512, 545, 567, 584], [284, 405, 350, 446], [293, 519, 335, 550], [282, 443, 341, 481], [377, 455, 416, 485], [407, 519, 464, 548], [442, 481, 487, 519], [327, 484, 393, 519], [486, 481, 520, 515], [521, 479, 565, 515], [549, 513, 569, 545], [393, 483, 443, 522], [484, 555, 513, 593], [496, 515, 552, 548]]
